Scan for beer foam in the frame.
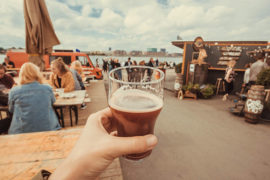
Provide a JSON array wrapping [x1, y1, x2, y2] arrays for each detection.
[[109, 89, 163, 113]]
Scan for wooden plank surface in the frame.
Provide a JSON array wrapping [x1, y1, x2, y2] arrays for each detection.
[[0, 128, 123, 180], [7, 68, 21, 71]]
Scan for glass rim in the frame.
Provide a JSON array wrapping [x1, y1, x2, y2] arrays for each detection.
[[109, 65, 165, 85]]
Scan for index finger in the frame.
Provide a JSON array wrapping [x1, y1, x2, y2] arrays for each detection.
[[98, 107, 113, 118]]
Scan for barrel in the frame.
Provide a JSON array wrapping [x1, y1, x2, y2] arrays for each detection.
[[244, 85, 265, 124], [174, 73, 183, 97]]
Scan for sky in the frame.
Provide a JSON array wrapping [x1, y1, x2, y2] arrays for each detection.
[[0, 0, 270, 53]]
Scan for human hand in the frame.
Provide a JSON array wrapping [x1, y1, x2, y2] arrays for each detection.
[[49, 108, 158, 180]]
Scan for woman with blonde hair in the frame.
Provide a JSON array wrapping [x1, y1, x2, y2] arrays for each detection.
[[8, 62, 61, 134], [71, 60, 85, 79], [50, 58, 75, 92], [223, 60, 237, 101], [70, 60, 86, 90]]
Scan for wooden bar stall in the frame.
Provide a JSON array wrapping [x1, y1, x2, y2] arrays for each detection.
[[0, 128, 123, 180], [172, 39, 269, 93]]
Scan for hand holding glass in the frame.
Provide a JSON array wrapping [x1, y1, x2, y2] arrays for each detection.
[[108, 66, 164, 160]]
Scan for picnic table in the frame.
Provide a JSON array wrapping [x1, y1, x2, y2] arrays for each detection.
[[0, 127, 123, 180], [54, 90, 86, 127]]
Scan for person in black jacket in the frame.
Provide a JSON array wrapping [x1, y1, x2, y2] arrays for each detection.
[[102, 59, 108, 72], [114, 59, 122, 80], [146, 58, 154, 80], [124, 57, 132, 81]]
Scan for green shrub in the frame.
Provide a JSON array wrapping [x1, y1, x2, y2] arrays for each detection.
[[182, 83, 215, 99], [200, 85, 214, 98]]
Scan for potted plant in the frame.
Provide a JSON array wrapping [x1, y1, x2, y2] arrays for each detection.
[[199, 84, 215, 99], [256, 68, 270, 88], [182, 83, 198, 99]]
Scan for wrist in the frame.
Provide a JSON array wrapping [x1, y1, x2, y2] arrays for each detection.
[[50, 157, 86, 180], [50, 153, 101, 180]]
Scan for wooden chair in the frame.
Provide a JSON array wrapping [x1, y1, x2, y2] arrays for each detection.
[[265, 89, 270, 102], [0, 106, 10, 120], [215, 78, 225, 95]]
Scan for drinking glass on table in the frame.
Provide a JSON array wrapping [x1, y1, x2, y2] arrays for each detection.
[[108, 66, 164, 160]]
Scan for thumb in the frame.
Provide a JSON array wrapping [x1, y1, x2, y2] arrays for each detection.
[[109, 134, 158, 158]]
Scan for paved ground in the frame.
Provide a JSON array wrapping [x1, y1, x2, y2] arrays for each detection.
[[120, 91, 270, 180], [63, 71, 270, 180]]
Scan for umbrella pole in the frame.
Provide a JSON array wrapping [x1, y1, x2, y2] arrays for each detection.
[[28, 54, 45, 71]]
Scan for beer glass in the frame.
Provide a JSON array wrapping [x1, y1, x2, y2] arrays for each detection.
[[108, 66, 164, 160]]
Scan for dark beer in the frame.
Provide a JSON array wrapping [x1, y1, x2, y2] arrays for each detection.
[[109, 89, 163, 160]]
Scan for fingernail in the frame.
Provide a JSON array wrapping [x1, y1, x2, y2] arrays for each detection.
[[146, 135, 157, 147]]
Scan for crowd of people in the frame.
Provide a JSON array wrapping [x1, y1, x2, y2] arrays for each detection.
[[102, 57, 175, 83], [102, 57, 176, 73], [0, 57, 87, 134]]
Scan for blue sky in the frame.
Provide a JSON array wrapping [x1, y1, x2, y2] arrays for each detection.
[[1, 0, 270, 53]]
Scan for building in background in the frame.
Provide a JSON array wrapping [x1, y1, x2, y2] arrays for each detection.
[[113, 50, 127, 56], [146, 48, 158, 56], [129, 50, 143, 56], [147, 48, 158, 52], [160, 48, 166, 53]]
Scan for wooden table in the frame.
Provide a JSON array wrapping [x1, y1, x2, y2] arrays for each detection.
[[54, 90, 86, 127], [54, 90, 86, 106], [0, 128, 123, 180], [7, 68, 21, 71]]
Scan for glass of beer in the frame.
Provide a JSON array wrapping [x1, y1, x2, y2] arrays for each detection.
[[108, 66, 164, 160]]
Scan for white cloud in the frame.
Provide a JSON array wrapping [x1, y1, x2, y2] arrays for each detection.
[[81, 4, 93, 17], [168, 5, 205, 27], [0, 0, 270, 52]]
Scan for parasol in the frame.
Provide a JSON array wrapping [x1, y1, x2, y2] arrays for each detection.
[[24, 0, 60, 70]]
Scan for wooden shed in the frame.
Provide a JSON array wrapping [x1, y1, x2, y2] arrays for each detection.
[[172, 40, 269, 92]]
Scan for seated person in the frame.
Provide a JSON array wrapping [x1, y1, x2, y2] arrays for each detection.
[[2, 57, 15, 68], [70, 68, 83, 90], [71, 61, 85, 90], [55, 58, 82, 91], [71, 60, 85, 79], [0, 64, 15, 133], [8, 62, 61, 134], [49, 58, 75, 92], [2, 57, 17, 77], [0, 64, 15, 90], [70, 61, 87, 109], [0, 64, 14, 105]]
